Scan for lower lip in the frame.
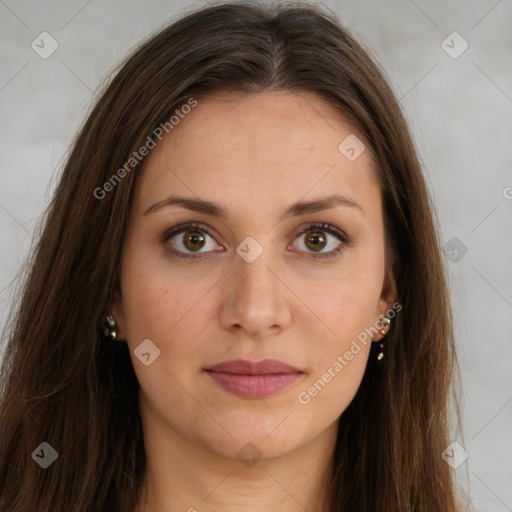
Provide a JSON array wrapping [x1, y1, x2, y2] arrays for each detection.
[[205, 371, 303, 398]]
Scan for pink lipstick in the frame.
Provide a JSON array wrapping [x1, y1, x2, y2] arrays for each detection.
[[204, 358, 304, 399]]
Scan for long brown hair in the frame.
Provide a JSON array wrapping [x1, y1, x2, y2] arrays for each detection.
[[0, 1, 466, 510]]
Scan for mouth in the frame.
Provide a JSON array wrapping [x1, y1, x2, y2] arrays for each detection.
[[204, 358, 305, 399]]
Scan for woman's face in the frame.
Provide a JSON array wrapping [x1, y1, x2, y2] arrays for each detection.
[[113, 90, 395, 462]]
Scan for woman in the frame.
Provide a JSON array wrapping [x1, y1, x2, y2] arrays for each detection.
[[0, 1, 466, 510]]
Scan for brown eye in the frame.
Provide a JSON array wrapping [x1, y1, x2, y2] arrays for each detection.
[[162, 222, 221, 259], [292, 223, 349, 259], [162, 222, 349, 260], [182, 231, 206, 252], [304, 231, 327, 252]]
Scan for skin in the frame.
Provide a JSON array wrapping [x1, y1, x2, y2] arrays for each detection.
[[112, 90, 396, 512]]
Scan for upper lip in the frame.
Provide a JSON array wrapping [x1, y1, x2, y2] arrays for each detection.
[[205, 358, 303, 375]]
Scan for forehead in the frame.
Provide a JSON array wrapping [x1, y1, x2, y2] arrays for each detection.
[[134, 90, 380, 222], [167, 90, 367, 159]]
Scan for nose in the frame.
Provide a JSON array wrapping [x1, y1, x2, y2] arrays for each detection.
[[219, 243, 292, 337]]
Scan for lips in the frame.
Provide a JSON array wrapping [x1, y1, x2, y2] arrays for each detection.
[[204, 358, 305, 399], [206, 358, 302, 375]]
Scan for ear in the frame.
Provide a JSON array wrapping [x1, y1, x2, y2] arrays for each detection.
[[379, 266, 397, 311], [110, 289, 127, 341]]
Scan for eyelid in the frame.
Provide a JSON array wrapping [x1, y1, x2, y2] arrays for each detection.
[[293, 222, 349, 244], [161, 221, 218, 244]]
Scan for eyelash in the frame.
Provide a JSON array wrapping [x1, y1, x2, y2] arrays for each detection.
[[161, 222, 350, 260]]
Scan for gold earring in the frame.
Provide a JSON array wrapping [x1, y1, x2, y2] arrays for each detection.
[[104, 315, 118, 341], [379, 315, 391, 335], [377, 341, 385, 361], [377, 316, 391, 361]]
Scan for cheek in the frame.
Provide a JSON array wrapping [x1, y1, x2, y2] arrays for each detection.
[[123, 270, 196, 343], [120, 262, 211, 415], [120, 249, 219, 372], [301, 254, 385, 345], [294, 256, 384, 413], [295, 282, 377, 422], [296, 345, 368, 431]]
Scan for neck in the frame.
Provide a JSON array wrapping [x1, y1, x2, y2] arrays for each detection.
[[134, 409, 337, 512]]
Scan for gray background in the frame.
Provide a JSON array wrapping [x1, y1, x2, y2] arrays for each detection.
[[1, 0, 511, 509]]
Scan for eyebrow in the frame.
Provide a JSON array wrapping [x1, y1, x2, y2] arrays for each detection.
[[143, 193, 365, 219]]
